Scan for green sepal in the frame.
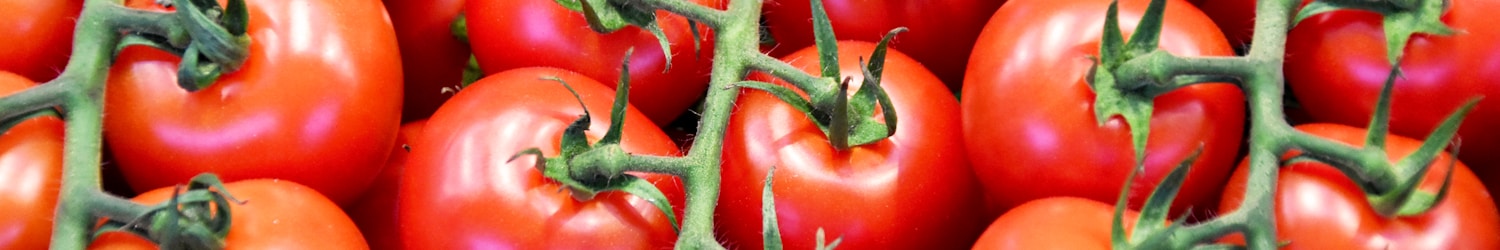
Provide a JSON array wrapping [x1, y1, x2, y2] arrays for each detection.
[[1124, 0, 1168, 56], [1372, 97, 1479, 216], [508, 148, 547, 172], [568, 0, 674, 72], [1130, 146, 1203, 244], [452, 12, 469, 44], [1190, 243, 1250, 250], [599, 49, 634, 146], [1380, 0, 1454, 65], [689, 20, 702, 58], [1109, 156, 1144, 250], [174, 0, 249, 71], [177, 44, 224, 92], [1293, 1, 1344, 26], [1365, 67, 1402, 150], [116, 34, 186, 57], [828, 78, 852, 150], [735, 81, 821, 124], [1393, 159, 1454, 216], [462, 55, 482, 87], [1090, 67, 1155, 165], [852, 28, 906, 139], [602, 175, 681, 233], [762, 166, 784, 250], [815, 228, 843, 250], [809, 0, 840, 80], [541, 77, 595, 159], [847, 57, 895, 145], [1098, 1, 1125, 69]]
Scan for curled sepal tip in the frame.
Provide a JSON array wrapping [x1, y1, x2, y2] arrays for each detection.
[[762, 166, 784, 250], [1374, 97, 1480, 216], [98, 173, 239, 249], [1130, 145, 1202, 246], [540, 76, 595, 159], [567, 0, 674, 72], [815, 227, 843, 250], [809, 0, 840, 80], [599, 49, 635, 146]]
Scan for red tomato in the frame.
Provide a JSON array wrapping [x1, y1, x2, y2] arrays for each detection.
[[1197, 0, 1257, 48], [89, 179, 368, 249], [384, 0, 469, 121], [1219, 123, 1500, 249], [719, 42, 986, 249], [972, 197, 1143, 250], [465, 0, 719, 126], [105, 0, 403, 206], [1285, 0, 1500, 200], [761, 0, 1005, 90], [962, 0, 1243, 217], [0, 0, 78, 82], [351, 120, 425, 250], [0, 72, 64, 249], [398, 67, 684, 249]]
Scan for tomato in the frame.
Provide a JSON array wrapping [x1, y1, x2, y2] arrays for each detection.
[[1285, 0, 1500, 201], [1219, 123, 1500, 249], [962, 0, 1243, 217], [465, 0, 718, 126], [105, 0, 403, 206], [398, 67, 684, 249], [718, 42, 986, 249], [351, 120, 425, 250], [0, 0, 78, 82], [1197, 0, 1257, 48], [89, 179, 367, 249], [0, 72, 64, 249], [972, 197, 1143, 250], [384, 0, 469, 122], [761, 0, 1005, 90]]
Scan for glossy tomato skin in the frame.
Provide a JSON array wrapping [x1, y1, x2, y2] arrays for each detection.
[[385, 0, 469, 122], [89, 179, 368, 249], [465, 0, 718, 126], [351, 120, 425, 250], [105, 0, 403, 206], [0, 0, 78, 82], [398, 67, 684, 249], [720, 42, 986, 249], [761, 0, 1005, 90], [1219, 124, 1500, 249], [972, 197, 1141, 250], [963, 0, 1243, 217], [1285, 0, 1500, 199], [0, 72, 64, 249]]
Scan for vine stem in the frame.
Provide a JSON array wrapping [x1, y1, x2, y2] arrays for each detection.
[[1236, 0, 1300, 248]]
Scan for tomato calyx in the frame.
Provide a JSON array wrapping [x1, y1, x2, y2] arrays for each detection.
[[1087, 0, 1177, 163], [96, 174, 243, 250], [734, 0, 901, 151], [1108, 146, 1200, 249], [117, 0, 252, 92], [1294, 0, 1453, 64], [507, 51, 681, 232]]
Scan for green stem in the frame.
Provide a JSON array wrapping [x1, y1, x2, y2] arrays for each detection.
[[747, 53, 834, 100], [1234, 0, 1300, 248], [49, 1, 121, 248], [1287, 129, 1400, 193], [106, 3, 189, 47], [623, 0, 727, 27]]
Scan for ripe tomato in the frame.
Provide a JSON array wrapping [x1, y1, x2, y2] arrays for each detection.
[[351, 120, 425, 250], [0, 72, 64, 249], [465, 0, 719, 126], [719, 42, 986, 249], [398, 67, 684, 249], [89, 179, 367, 249], [962, 0, 1243, 217], [972, 197, 1143, 250], [1285, 0, 1500, 199], [384, 0, 469, 121], [761, 0, 1005, 90], [1197, 0, 1257, 48], [105, 0, 403, 206], [1219, 123, 1500, 249], [0, 0, 78, 82]]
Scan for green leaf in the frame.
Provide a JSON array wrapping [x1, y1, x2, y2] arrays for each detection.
[[609, 175, 681, 232], [1365, 67, 1402, 150], [809, 0, 840, 80], [542, 77, 596, 159], [1124, 0, 1168, 55], [763, 166, 783, 250], [599, 49, 634, 145], [1090, 68, 1155, 165], [1380, 0, 1456, 65], [1130, 145, 1202, 244]]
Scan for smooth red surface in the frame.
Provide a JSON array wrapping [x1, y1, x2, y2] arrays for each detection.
[[972, 197, 1142, 250], [89, 179, 368, 249], [105, 0, 403, 206], [466, 0, 719, 125], [1285, 0, 1500, 201], [352, 120, 425, 250], [0, 72, 63, 249], [385, 0, 470, 121], [963, 0, 1243, 217], [0, 0, 78, 82], [761, 0, 1006, 90], [720, 42, 986, 249], [1220, 123, 1500, 249], [398, 67, 683, 249]]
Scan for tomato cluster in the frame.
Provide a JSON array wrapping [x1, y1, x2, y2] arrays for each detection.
[[2, 0, 1498, 248]]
